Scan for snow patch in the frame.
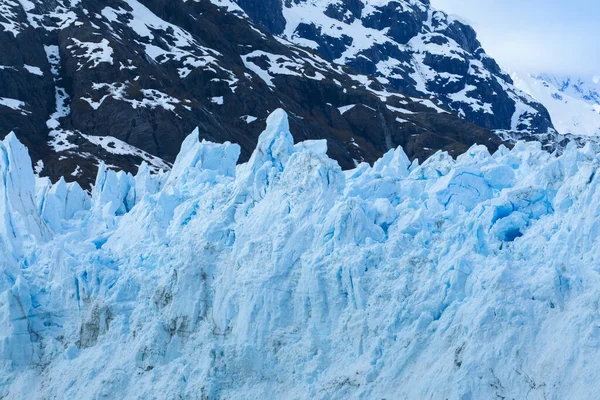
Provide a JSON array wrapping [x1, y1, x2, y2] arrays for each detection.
[[241, 115, 258, 123], [23, 65, 43, 76], [210, 96, 224, 105], [68, 38, 114, 71], [338, 104, 356, 115], [0, 97, 29, 114], [82, 134, 171, 172]]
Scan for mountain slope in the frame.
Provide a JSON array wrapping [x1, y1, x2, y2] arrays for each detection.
[[232, 0, 555, 135], [511, 73, 600, 136], [0, 0, 504, 186], [1, 110, 600, 399]]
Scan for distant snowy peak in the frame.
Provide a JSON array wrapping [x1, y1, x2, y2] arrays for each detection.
[[511, 73, 600, 137], [535, 74, 600, 106], [232, 0, 555, 135]]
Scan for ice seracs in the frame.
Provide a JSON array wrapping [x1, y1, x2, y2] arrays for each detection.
[[0, 133, 50, 254], [3, 110, 600, 398]]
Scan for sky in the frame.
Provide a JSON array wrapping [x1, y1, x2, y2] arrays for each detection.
[[429, 0, 600, 77]]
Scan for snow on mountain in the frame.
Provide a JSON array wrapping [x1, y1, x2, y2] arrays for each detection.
[[511, 73, 600, 136], [0, 0, 505, 186], [2, 109, 600, 398], [232, 0, 556, 135], [538, 74, 600, 107]]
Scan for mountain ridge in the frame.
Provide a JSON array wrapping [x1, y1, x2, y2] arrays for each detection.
[[1, 0, 553, 187], [230, 0, 556, 135]]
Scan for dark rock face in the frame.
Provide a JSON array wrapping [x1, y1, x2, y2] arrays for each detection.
[[0, 0, 506, 187], [362, 1, 426, 45], [231, 0, 556, 136], [235, 0, 286, 34]]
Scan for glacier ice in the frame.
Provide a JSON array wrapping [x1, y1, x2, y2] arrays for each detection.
[[1, 112, 600, 399]]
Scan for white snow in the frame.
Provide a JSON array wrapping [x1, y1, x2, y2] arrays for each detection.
[[210, 96, 224, 105], [43, 45, 78, 152], [269, 0, 549, 133], [206, 0, 245, 14], [414, 98, 449, 113], [23, 64, 43, 76], [44, 45, 60, 76], [241, 115, 258, 123], [143, 43, 219, 79], [512, 72, 600, 136], [68, 38, 114, 71], [47, 87, 76, 152], [0, 0, 27, 36], [100, 2, 228, 82], [0, 97, 29, 114], [34, 159, 44, 175], [280, 0, 391, 65], [242, 50, 325, 88], [82, 134, 171, 172], [81, 83, 181, 112], [338, 104, 356, 115], [103, 1, 195, 45], [447, 85, 493, 114], [386, 104, 415, 114], [10, 0, 77, 33], [71, 165, 82, 177]]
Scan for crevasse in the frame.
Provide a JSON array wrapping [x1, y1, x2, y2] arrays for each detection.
[[1, 109, 600, 399]]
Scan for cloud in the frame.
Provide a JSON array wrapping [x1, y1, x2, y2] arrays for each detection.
[[430, 0, 600, 77]]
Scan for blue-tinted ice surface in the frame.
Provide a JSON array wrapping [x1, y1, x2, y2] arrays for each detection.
[[0, 110, 598, 399]]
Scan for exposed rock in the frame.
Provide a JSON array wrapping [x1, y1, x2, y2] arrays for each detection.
[[0, 0, 508, 187], [233, 0, 556, 135]]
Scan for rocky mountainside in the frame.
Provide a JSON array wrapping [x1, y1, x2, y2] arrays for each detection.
[[233, 0, 555, 136], [0, 0, 505, 186], [511, 73, 600, 136]]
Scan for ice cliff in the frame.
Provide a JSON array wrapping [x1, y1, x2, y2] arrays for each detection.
[[1, 109, 600, 399]]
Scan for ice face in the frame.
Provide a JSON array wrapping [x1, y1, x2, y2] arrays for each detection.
[[1, 110, 600, 399], [0, 133, 52, 278], [166, 127, 241, 190]]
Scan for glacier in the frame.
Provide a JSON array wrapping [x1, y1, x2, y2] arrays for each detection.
[[2, 109, 600, 399]]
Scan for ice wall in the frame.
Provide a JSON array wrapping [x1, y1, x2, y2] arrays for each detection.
[[1, 110, 600, 399]]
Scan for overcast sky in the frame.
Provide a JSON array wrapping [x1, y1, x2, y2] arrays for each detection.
[[429, 0, 600, 77]]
